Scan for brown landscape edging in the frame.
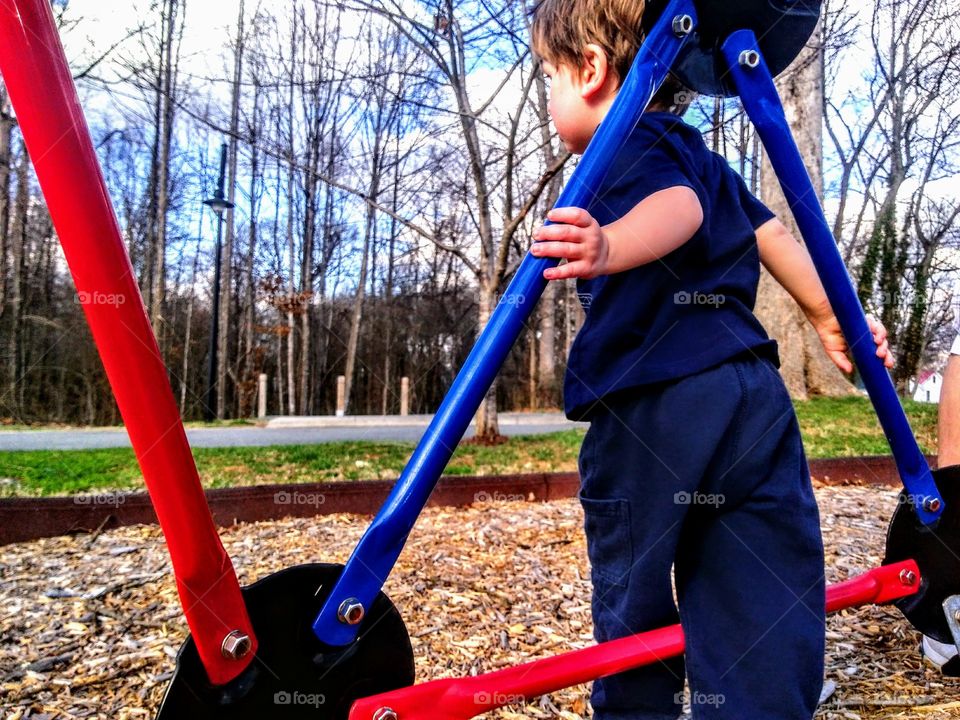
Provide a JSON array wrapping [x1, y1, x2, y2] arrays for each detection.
[[0, 456, 930, 545]]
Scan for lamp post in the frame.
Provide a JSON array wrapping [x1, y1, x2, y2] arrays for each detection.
[[203, 143, 234, 421]]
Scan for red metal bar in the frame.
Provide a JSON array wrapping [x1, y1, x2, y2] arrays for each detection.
[[825, 559, 919, 612], [348, 561, 921, 720], [0, 0, 256, 684]]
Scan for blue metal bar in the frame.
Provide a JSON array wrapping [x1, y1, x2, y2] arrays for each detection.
[[721, 30, 943, 526], [312, 0, 698, 646]]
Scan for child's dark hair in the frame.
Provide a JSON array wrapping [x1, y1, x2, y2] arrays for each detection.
[[529, 0, 695, 116]]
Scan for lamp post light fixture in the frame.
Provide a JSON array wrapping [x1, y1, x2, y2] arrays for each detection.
[[203, 143, 234, 422]]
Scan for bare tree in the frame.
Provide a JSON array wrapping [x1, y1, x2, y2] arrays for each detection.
[[3, 145, 26, 410], [212, 0, 246, 418], [532, 59, 567, 409], [343, 25, 411, 413], [237, 20, 267, 417], [821, 0, 888, 258], [756, 21, 853, 398], [0, 83, 12, 314], [343, 0, 566, 438], [144, 0, 185, 345]]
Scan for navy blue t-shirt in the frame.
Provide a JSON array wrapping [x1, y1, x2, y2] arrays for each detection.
[[563, 111, 779, 420]]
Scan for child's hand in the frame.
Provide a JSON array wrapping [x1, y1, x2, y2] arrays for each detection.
[[814, 313, 894, 373], [531, 207, 609, 280]]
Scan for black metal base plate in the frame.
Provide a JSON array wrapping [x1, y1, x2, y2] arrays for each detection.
[[884, 466, 960, 643], [156, 563, 415, 719], [644, 0, 822, 96]]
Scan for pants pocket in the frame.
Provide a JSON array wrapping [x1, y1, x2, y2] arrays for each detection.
[[579, 493, 633, 589]]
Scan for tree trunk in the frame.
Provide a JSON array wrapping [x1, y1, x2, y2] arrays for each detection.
[[218, 0, 245, 418], [342, 229, 369, 415], [180, 221, 203, 415], [533, 68, 562, 410], [6, 146, 27, 413], [142, 7, 164, 312], [236, 65, 263, 418], [381, 148, 400, 415], [473, 284, 501, 439], [285, 11, 297, 416], [242, 125, 259, 416], [298, 98, 322, 415], [536, 174, 563, 408], [344, 126, 383, 413], [150, 0, 178, 344], [317, 152, 336, 412], [755, 23, 851, 398], [299, 202, 314, 415], [285, 190, 296, 416], [528, 324, 537, 408], [0, 86, 12, 311]]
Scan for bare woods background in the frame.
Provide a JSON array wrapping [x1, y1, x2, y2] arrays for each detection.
[[0, 0, 957, 437]]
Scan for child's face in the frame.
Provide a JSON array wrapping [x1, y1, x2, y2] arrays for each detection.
[[542, 59, 599, 155]]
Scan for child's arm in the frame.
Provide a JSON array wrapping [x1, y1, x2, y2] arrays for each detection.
[[756, 217, 894, 372], [530, 186, 703, 280]]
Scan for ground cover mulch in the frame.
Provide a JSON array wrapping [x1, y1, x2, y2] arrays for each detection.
[[1, 484, 958, 719]]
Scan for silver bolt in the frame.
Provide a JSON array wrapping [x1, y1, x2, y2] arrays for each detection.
[[672, 14, 694, 37], [923, 496, 943, 513], [221, 630, 252, 660], [900, 569, 918, 586], [373, 709, 398, 720], [338, 597, 365, 625], [739, 50, 761, 69]]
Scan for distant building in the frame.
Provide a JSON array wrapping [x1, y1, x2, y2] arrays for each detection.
[[910, 370, 943, 404]]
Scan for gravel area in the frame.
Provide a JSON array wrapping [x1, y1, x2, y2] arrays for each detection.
[[1, 485, 959, 719]]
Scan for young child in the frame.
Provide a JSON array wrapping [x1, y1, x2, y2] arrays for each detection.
[[529, 1, 894, 718]]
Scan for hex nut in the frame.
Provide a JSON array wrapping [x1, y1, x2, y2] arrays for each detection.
[[739, 50, 761, 68], [672, 14, 694, 37], [221, 630, 252, 660], [338, 598, 365, 625]]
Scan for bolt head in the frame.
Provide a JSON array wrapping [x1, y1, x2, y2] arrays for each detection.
[[900, 569, 918, 586], [221, 630, 252, 660], [672, 14, 694, 37], [338, 597, 365, 625], [373, 708, 398, 720], [739, 50, 761, 69]]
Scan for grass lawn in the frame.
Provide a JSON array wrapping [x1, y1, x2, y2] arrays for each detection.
[[0, 396, 938, 497]]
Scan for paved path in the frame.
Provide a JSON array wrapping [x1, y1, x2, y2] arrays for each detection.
[[0, 412, 581, 451]]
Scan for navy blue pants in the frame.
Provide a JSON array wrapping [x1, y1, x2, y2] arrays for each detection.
[[578, 355, 825, 719]]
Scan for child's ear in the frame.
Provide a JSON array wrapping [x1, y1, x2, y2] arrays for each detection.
[[578, 43, 612, 99]]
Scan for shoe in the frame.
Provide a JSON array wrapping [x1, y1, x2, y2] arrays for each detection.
[[921, 635, 960, 677]]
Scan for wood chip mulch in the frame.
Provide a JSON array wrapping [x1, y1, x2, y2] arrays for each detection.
[[1, 485, 959, 719]]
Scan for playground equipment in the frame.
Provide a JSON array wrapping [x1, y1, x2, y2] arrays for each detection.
[[0, 0, 956, 717]]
